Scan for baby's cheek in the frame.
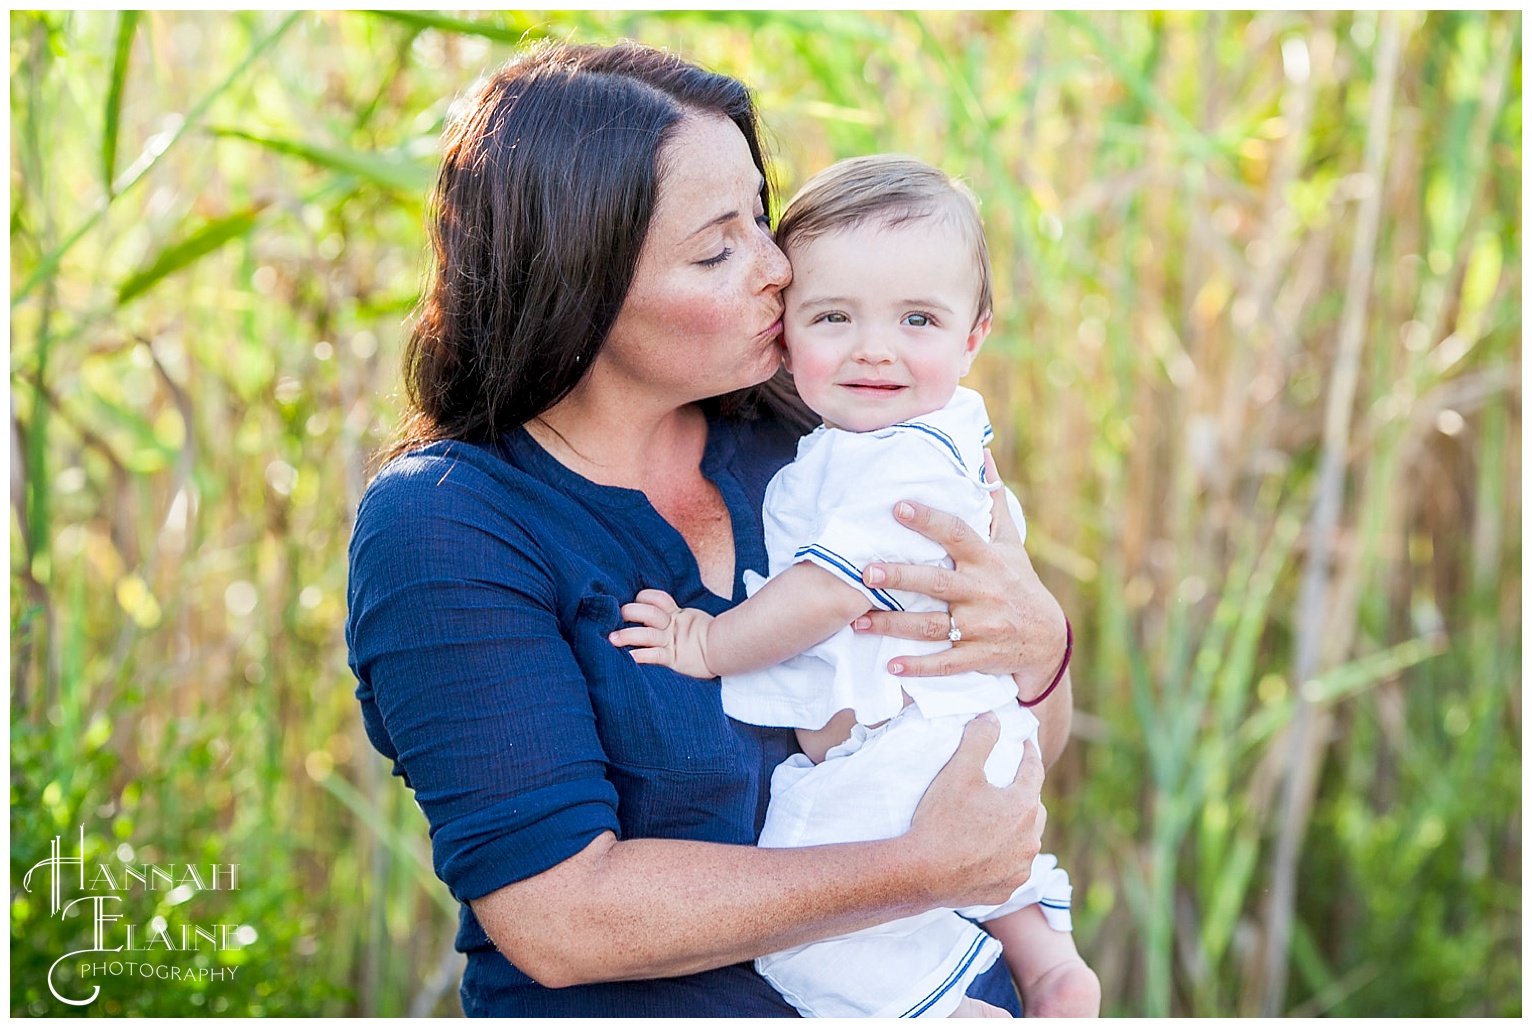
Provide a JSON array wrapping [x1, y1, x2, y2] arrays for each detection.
[[783, 342, 831, 387]]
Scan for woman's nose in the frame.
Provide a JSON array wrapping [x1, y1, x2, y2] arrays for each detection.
[[758, 233, 792, 292]]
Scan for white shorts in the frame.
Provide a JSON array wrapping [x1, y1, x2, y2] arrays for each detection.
[[755, 701, 1073, 1018]]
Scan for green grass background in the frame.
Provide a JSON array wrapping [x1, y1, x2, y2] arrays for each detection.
[[10, 10, 1520, 1017]]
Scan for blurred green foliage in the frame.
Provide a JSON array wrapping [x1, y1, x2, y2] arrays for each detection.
[[10, 10, 1520, 1017]]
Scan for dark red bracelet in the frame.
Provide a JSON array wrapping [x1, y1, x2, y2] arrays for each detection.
[[1019, 616, 1071, 708]]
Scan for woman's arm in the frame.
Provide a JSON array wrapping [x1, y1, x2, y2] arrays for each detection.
[[351, 451, 1052, 991], [470, 713, 1046, 987], [611, 563, 867, 678]]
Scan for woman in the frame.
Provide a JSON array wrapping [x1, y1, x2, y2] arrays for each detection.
[[347, 41, 1074, 1017]]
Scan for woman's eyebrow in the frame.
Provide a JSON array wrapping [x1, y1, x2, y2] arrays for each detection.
[[686, 209, 740, 240], [686, 175, 766, 239]]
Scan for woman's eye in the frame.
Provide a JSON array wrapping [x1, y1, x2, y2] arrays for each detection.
[[903, 313, 933, 327], [698, 247, 733, 268]]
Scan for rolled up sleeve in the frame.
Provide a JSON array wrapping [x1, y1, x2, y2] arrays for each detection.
[[347, 451, 620, 902]]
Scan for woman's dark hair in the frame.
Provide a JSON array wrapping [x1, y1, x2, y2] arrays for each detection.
[[387, 40, 811, 462]]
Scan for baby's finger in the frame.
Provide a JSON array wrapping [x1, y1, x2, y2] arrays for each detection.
[[627, 647, 674, 665], [634, 589, 681, 612], [608, 626, 669, 650], [620, 602, 671, 628]]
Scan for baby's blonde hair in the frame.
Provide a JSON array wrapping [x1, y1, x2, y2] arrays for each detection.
[[776, 154, 992, 326]]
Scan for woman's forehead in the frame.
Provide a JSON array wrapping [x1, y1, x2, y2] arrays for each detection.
[[651, 115, 762, 233]]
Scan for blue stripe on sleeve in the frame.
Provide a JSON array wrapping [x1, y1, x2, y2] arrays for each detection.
[[794, 544, 905, 611]]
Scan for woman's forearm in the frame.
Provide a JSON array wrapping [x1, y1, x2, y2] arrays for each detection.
[[472, 830, 937, 987], [1029, 668, 1072, 769], [471, 715, 1045, 988]]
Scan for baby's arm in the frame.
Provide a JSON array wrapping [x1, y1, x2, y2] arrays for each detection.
[[611, 563, 869, 679]]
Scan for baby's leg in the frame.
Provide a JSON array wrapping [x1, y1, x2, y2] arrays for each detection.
[[794, 707, 859, 764], [985, 906, 1100, 1018]]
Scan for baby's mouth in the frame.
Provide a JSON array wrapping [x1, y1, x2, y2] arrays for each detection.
[[840, 381, 906, 393]]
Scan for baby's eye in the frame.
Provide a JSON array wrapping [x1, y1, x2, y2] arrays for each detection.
[[903, 313, 934, 328], [815, 312, 850, 325]]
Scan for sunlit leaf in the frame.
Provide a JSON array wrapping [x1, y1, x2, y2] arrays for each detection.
[[116, 205, 266, 305], [12, 9, 301, 308], [209, 127, 434, 195], [102, 10, 139, 197], [364, 8, 548, 45]]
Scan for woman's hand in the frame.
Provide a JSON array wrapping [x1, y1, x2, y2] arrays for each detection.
[[901, 713, 1046, 909], [853, 455, 1068, 696], [854, 454, 1075, 766]]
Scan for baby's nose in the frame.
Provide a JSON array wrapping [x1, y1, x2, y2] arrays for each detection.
[[852, 332, 896, 362]]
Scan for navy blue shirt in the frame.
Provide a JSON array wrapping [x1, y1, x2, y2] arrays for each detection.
[[346, 413, 1022, 1016]]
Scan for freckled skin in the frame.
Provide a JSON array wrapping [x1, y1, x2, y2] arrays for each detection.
[[471, 720, 1047, 988]]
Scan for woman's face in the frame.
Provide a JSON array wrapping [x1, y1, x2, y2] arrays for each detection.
[[598, 114, 792, 406]]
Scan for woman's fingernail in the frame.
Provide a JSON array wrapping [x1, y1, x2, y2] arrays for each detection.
[[853, 616, 872, 631], [889, 661, 904, 675], [895, 502, 914, 520], [864, 566, 886, 586]]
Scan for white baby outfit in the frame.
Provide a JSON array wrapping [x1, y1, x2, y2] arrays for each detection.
[[723, 387, 1073, 1019]]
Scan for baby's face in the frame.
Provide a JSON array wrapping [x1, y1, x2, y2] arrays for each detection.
[[781, 217, 989, 432]]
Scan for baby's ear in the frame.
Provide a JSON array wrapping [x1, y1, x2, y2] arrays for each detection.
[[961, 310, 993, 372]]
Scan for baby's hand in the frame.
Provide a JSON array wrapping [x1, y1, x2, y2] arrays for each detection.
[[608, 589, 718, 680]]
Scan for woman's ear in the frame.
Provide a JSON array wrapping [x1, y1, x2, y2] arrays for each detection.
[[959, 310, 993, 374]]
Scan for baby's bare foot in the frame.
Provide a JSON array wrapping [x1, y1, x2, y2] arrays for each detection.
[[1021, 959, 1100, 1018], [951, 996, 1014, 1017]]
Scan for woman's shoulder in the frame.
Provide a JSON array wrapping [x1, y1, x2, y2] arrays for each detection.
[[364, 437, 510, 497], [352, 438, 557, 562], [360, 435, 571, 517], [348, 439, 572, 622]]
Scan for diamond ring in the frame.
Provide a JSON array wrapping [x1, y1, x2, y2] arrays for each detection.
[[948, 615, 962, 643]]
